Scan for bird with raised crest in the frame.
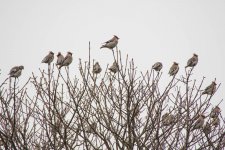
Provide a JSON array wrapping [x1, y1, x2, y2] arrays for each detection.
[[100, 35, 119, 50], [59, 52, 73, 69], [56, 52, 64, 66], [202, 81, 217, 95], [185, 53, 198, 68], [109, 61, 119, 73], [169, 62, 179, 76], [41, 51, 54, 64]]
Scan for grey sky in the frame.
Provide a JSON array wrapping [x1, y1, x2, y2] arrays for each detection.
[[0, 0, 225, 113]]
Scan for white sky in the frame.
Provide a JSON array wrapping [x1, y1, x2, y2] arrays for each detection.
[[0, 0, 224, 114]]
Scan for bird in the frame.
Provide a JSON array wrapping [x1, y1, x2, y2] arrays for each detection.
[[210, 106, 221, 118], [100, 35, 119, 50], [109, 61, 119, 73], [59, 52, 73, 69], [202, 81, 217, 95], [56, 52, 64, 66], [93, 62, 102, 74], [211, 117, 220, 127], [203, 122, 211, 135], [152, 62, 163, 72], [87, 122, 97, 133], [192, 114, 205, 130], [169, 62, 179, 76], [185, 53, 198, 68], [9, 66, 24, 78], [41, 51, 54, 64], [162, 113, 175, 126]]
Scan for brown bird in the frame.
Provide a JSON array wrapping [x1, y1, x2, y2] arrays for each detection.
[[93, 62, 102, 74], [152, 62, 163, 72], [9, 66, 24, 78], [109, 61, 119, 73], [56, 52, 64, 66], [100, 35, 119, 49], [210, 106, 221, 118], [203, 122, 211, 135], [41, 51, 54, 64], [59, 52, 73, 69], [87, 122, 97, 133], [185, 53, 198, 68], [162, 113, 175, 126], [193, 114, 205, 130], [169, 62, 179, 76], [211, 117, 220, 127], [202, 81, 217, 95]]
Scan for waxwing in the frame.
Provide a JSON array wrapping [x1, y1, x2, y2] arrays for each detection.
[[109, 61, 119, 73], [9, 65, 24, 78], [93, 62, 102, 74], [202, 81, 217, 95], [193, 114, 205, 130], [59, 52, 73, 69], [100, 35, 119, 49], [169, 62, 179, 76], [41, 51, 54, 64], [56, 52, 64, 66], [152, 62, 163, 72], [185, 53, 198, 68], [210, 106, 221, 118]]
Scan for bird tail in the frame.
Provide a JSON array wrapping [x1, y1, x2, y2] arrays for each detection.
[[100, 45, 105, 49], [58, 65, 62, 69], [202, 91, 206, 95], [185, 66, 188, 68]]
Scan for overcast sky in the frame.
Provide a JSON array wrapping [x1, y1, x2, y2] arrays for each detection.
[[0, 0, 224, 114]]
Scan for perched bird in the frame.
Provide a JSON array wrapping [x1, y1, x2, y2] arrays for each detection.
[[59, 52, 73, 69], [152, 62, 163, 72], [169, 62, 179, 76], [210, 106, 221, 118], [93, 62, 102, 74], [100, 35, 119, 50], [162, 113, 169, 125], [131, 104, 140, 117], [109, 61, 119, 73], [87, 122, 97, 133], [162, 113, 175, 126], [41, 51, 54, 64], [56, 52, 64, 66], [203, 122, 211, 135], [9, 66, 24, 78], [185, 53, 198, 68], [193, 114, 205, 130], [211, 117, 220, 127], [202, 81, 217, 95]]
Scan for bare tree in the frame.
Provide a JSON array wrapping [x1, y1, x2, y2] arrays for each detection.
[[0, 44, 224, 150]]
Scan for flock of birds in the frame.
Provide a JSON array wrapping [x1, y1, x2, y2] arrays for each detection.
[[8, 35, 216, 96], [162, 106, 221, 132], [7, 35, 220, 131]]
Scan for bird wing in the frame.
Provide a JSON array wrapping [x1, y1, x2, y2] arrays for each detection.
[[62, 55, 72, 65], [152, 62, 161, 69], [104, 38, 114, 44], [169, 66, 176, 74], [204, 84, 212, 91], [187, 58, 194, 66], [9, 66, 19, 74], [41, 55, 51, 63]]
